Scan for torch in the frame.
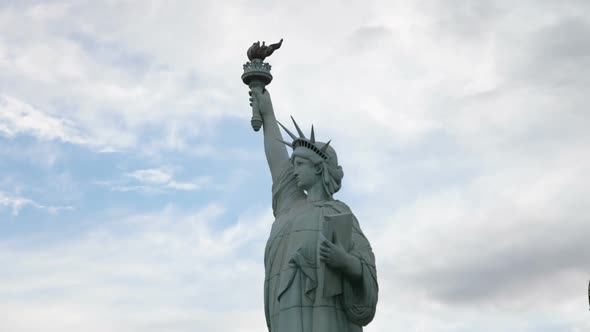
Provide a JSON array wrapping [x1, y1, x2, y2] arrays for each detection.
[[241, 39, 283, 131]]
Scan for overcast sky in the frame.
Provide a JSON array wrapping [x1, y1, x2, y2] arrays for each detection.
[[1, 1, 589, 331]]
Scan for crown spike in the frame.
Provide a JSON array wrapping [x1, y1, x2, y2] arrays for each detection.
[[291, 116, 306, 138], [277, 120, 297, 140], [276, 138, 293, 148], [319, 140, 332, 153], [310, 125, 316, 143]]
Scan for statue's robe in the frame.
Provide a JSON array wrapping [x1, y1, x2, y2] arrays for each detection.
[[264, 165, 378, 332]]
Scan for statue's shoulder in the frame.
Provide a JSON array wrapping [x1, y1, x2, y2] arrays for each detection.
[[321, 200, 367, 236], [322, 199, 353, 214]]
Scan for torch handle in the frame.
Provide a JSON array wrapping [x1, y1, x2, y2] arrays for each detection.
[[249, 80, 265, 132]]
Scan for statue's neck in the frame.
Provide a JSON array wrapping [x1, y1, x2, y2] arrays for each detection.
[[306, 182, 330, 203]]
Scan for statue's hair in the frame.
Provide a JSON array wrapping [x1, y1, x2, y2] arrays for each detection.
[[320, 159, 344, 197]]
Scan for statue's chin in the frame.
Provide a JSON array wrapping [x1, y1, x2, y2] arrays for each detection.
[[296, 181, 316, 192], [295, 180, 308, 191]]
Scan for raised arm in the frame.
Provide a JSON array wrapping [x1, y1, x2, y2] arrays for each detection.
[[250, 86, 290, 183]]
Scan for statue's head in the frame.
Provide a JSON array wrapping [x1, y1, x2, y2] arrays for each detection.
[[279, 117, 344, 197]]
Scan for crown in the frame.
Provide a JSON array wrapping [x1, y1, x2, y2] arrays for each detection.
[[277, 116, 332, 160]]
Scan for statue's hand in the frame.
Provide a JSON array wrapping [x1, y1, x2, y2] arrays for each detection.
[[320, 238, 352, 270], [249, 87, 273, 117], [320, 238, 363, 281]]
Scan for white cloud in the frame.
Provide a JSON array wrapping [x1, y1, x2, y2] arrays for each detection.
[[364, 135, 590, 330], [0, 203, 272, 332], [125, 168, 210, 192], [0, 94, 88, 145], [0, 190, 73, 216], [166, 181, 199, 191], [127, 168, 172, 184], [94, 168, 211, 194]]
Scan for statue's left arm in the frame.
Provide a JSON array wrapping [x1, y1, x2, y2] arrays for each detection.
[[320, 213, 378, 326], [341, 217, 378, 326]]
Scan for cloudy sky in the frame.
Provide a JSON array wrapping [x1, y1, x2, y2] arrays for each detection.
[[1, 0, 589, 331]]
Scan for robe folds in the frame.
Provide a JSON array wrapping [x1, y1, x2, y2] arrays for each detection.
[[264, 165, 378, 332]]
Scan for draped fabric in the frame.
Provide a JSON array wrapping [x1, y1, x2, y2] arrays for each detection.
[[264, 164, 378, 332]]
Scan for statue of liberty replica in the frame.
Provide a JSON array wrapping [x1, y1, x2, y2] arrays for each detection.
[[242, 39, 378, 332]]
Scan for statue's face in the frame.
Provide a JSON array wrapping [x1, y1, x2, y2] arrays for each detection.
[[292, 156, 320, 190]]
